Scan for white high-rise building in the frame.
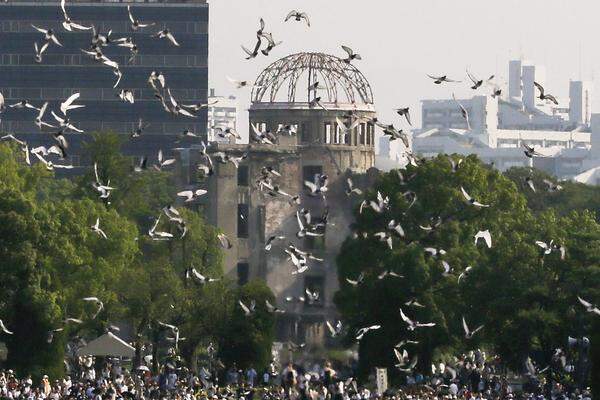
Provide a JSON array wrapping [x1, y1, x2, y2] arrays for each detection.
[[508, 59, 522, 99], [421, 95, 498, 133], [411, 59, 595, 179], [207, 89, 238, 143], [589, 114, 600, 161], [522, 63, 546, 111], [376, 135, 407, 171], [569, 80, 592, 126]]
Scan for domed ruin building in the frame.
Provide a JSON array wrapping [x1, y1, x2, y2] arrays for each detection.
[[183, 52, 378, 346]]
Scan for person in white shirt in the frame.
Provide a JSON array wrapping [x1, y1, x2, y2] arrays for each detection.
[[86, 368, 96, 382]]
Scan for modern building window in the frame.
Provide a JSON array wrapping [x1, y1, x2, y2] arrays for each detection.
[[324, 123, 332, 144], [165, 55, 188, 67], [304, 276, 325, 307], [237, 165, 249, 187], [237, 262, 249, 286], [303, 166, 323, 184], [237, 204, 249, 238]]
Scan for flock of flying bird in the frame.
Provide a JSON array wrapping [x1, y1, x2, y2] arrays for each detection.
[[1, 0, 215, 172], [0, 3, 598, 377], [322, 156, 596, 376], [0, 0, 227, 347], [0, 4, 330, 350], [426, 70, 559, 141], [322, 70, 592, 374], [215, 10, 599, 376], [258, 13, 595, 373]]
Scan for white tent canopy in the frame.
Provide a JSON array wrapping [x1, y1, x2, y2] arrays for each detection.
[[573, 165, 600, 185], [78, 332, 135, 358]]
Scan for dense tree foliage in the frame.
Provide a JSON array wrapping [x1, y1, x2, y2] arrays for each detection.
[[505, 167, 600, 220], [591, 319, 600, 395], [335, 155, 600, 382], [0, 135, 276, 378], [217, 279, 277, 371]]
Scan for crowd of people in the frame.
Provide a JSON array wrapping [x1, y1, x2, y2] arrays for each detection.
[[0, 352, 593, 400]]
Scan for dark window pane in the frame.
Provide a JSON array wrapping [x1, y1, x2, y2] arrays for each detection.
[[304, 276, 324, 307], [237, 165, 249, 187], [303, 165, 322, 184], [237, 204, 249, 238]]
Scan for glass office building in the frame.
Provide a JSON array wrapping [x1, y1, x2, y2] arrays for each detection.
[[0, 0, 208, 137]]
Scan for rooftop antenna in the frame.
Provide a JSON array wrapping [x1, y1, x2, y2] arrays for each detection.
[[518, 41, 524, 61], [578, 42, 582, 81]]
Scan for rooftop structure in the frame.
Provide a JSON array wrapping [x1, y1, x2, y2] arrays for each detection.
[[252, 52, 374, 107]]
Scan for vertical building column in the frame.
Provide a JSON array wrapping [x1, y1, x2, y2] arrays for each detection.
[[591, 114, 600, 159], [508, 59, 522, 99], [522, 65, 536, 110]]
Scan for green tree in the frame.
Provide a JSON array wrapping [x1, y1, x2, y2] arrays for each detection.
[[591, 319, 600, 396], [335, 154, 600, 382], [0, 143, 138, 378], [217, 279, 276, 371], [76, 132, 177, 225], [0, 134, 279, 380], [504, 166, 600, 220], [76, 133, 243, 372]]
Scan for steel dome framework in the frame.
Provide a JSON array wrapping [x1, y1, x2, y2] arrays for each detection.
[[251, 52, 374, 105]]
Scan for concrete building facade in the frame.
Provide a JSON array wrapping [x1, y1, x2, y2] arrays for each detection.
[[180, 53, 377, 345], [0, 0, 208, 137]]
